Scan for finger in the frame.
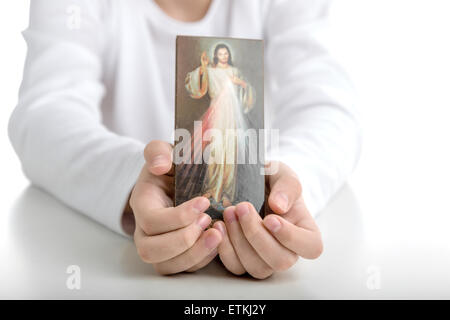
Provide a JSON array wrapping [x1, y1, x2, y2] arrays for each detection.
[[223, 206, 273, 279], [263, 214, 323, 259], [235, 202, 298, 272], [153, 228, 222, 275], [135, 212, 212, 264], [267, 161, 302, 215], [135, 196, 210, 236], [144, 140, 174, 176], [212, 220, 246, 275], [185, 248, 219, 273]]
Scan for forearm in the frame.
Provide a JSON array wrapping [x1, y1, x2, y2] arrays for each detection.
[[8, 0, 146, 236], [8, 95, 146, 235], [265, 0, 362, 216], [268, 104, 361, 216]]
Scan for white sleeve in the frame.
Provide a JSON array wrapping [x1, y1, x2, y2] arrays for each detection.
[[7, 0, 145, 237], [264, 0, 362, 217]]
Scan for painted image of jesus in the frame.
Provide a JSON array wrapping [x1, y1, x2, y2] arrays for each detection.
[[182, 43, 256, 212]]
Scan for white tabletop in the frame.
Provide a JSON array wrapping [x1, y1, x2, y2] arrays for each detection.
[[0, 183, 357, 299], [1, 180, 449, 299]]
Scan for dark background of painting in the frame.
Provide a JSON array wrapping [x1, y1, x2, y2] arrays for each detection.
[[175, 35, 265, 219]]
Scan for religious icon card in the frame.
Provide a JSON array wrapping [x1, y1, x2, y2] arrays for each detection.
[[174, 35, 265, 224]]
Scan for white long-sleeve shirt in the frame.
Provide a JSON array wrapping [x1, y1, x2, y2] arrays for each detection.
[[8, 0, 361, 237]]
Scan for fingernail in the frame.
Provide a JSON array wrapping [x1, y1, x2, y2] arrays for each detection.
[[264, 216, 281, 233], [150, 155, 168, 168], [214, 222, 225, 235], [193, 197, 210, 212], [223, 208, 236, 223], [274, 192, 289, 212], [197, 214, 211, 230], [235, 203, 249, 218], [205, 234, 221, 249]]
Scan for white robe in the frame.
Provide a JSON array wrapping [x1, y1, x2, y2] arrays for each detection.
[[184, 65, 255, 209]]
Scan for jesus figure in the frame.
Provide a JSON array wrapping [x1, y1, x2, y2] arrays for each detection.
[[183, 43, 256, 212]]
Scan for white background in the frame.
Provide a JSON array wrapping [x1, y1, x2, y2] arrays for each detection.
[[1, 0, 449, 298], [0, 1, 29, 244]]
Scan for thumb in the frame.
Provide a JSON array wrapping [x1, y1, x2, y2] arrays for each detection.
[[267, 161, 302, 215], [143, 140, 174, 176]]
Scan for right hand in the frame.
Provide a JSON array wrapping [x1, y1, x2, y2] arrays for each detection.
[[201, 51, 209, 69], [129, 140, 223, 275]]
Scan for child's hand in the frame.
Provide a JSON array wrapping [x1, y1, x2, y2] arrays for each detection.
[[212, 161, 323, 279], [129, 140, 223, 275]]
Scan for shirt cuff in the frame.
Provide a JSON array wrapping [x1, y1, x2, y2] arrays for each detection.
[[106, 145, 146, 238]]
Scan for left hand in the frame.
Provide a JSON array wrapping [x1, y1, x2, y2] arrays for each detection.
[[212, 161, 323, 279], [229, 75, 247, 89]]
